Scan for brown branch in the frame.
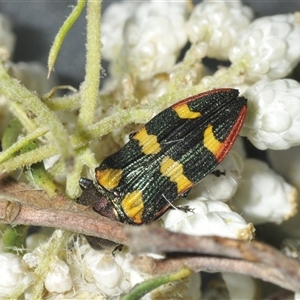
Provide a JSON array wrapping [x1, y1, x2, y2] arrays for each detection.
[[0, 173, 126, 245], [127, 226, 300, 292], [1, 173, 300, 292], [132, 255, 296, 292]]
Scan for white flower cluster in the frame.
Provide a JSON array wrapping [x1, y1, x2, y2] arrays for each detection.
[[101, 1, 137, 62], [267, 147, 300, 239], [44, 258, 73, 293], [229, 13, 300, 82], [186, 0, 254, 60], [76, 246, 200, 299], [231, 159, 297, 225], [0, 253, 32, 298], [102, 0, 188, 80], [241, 79, 300, 150], [2, 239, 199, 299], [161, 198, 254, 240]]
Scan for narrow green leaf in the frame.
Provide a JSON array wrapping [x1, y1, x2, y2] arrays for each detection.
[[121, 266, 193, 300], [48, 0, 86, 77]]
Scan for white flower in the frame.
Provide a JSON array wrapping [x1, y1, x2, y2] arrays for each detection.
[[186, 0, 253, 60], [44, 258, 73, 293], [65, 241, 201, 299], [82, 248, 133, 296], [230, 13, 300, 82], [123, 1, 188, 80], [231, 159, 298, 225], [268, 147, 300, 238], [0, 253, 32, 297], [240, 79, 300, 150], [188, 151, 244, 201], [160, 198, 254, 241], [61, 242, 106, 299], [102, 1, 188, 80], [101, 1, 137, 61]]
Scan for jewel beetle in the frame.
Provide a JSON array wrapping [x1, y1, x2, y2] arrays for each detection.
[[78, 88, 247, 248]]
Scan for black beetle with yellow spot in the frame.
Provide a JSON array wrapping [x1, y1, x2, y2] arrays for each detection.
[[78, 88, 247, 248]]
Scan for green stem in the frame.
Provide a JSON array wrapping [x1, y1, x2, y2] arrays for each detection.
[[0, 108, 153, 173], [48, 0, 86, 77], [1, 118, 23, 152], [43, 93, 81, 111], [66, 146, 97, 198], [1, 119, 29, 256], [21, 141, 58, 198], [0, 63, 74, 170], [77, 0, 102, 130], [8, 101, 37, 132], [0, 126, 48, 163]]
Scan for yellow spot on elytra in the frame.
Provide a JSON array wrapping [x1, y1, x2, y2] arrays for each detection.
[[96, 168, 123, 190], [173, 104, 201, 119], [121, 190, 144, 224], [133, 127, 161, 155], [160, 157, 193, 194], [203, 125, 223, 160]]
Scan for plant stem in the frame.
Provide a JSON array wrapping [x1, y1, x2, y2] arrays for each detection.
[[0, 108, 153, 173], [77, 0, 102, 130], [47, 0, 86, 77], [0, 63, 75, 171]]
